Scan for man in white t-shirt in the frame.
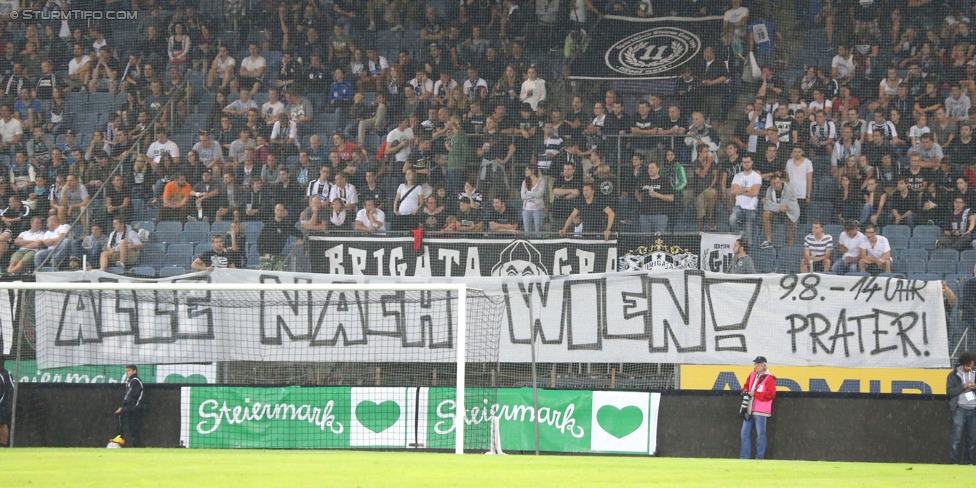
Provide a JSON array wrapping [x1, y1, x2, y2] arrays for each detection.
[[146, 129, 180, 164], [7, 215, 45, 274], [66, 42, 92, 91], [723, 0, 749, 37], [859, 223, 891, 273], [100, 217, 143, 270], [238, 43, 266, 95], [729, 157, 763, 243], [386, 118, 415, 163], [355, 198, 385, 233], [261, 88, 285, 126], [0, 105, 23, 154], [784, 147, 814, 205], [831, 45, 856, 85], [206, 45, 236, 91], [34, 215, 71, 269], [832, 220, 868, 274]]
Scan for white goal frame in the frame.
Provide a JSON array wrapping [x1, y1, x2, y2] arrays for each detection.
[[0, 281, 469, 454]]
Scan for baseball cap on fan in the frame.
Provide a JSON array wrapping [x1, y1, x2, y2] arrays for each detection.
[[753, 356, 767, 364]]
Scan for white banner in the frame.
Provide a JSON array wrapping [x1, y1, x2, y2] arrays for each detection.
[[32, 269, 949, 369], [699, 233, 740, 273]]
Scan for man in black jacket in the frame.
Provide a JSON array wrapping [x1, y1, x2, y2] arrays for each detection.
[[0, 355, 13, 447], [112, 364, 144, 447], [948, 351, 976, 464]]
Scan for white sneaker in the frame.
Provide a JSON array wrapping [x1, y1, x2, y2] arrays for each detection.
[[760, 241, 772, 249]]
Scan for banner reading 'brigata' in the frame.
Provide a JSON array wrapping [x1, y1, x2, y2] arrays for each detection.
[[32, 269, 950, 369], [569, 15, 723, 80]]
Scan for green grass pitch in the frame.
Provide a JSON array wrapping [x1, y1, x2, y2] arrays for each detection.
[[1, 449, 973, 487]]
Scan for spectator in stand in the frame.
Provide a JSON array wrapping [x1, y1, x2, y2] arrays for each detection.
[[911, 133, 944, 169], [859, 223, 891, 274], [223, 88, 258, 124], [206, 45, 236, 92], [58, 174, 90, 233], [521, 164, 546, 237], [99, 218, 142, 271], [833, 220, 867, 275], [800, 221, 832, 273], [947, 84, 972, 123], [728, 156, 762, 243], [354, 198, 385, 234], [727, 238, 756, 274], [558, 182, 615, 241], [192, 234, 241, 271], [7, 215, 45, 274], [888, 178, 916, 226], [158, 173, 192, 223], [636, 160, 675, 233], [257, 203, 302, 267], [760, 173, 799, 249], [860, 177, 886, 225], [237, 43, 266, 96], [103, 174, 132, 225], [34, 214, 71, 269], [939, 196, 976, 250]]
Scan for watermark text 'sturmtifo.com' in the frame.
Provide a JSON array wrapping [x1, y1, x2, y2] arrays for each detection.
[[10, 9, 138, 21]]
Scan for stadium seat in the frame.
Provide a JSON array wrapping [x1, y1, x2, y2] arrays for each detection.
[[909, 235, 937, 250], [882, 225, 911, 241], [158, 266, 186, 278], [776, 247, 804, 274], [130, 266, 156, 278], [131, 220, 155, 234], [164, 243, 194, 268], [893, 257, 926, 274], [753, 248, 776, 273], [959, 249, 976, 275], [926, 258, 957, 276], [106, 266, 125, 275], [908, 273, 941, 282], [877, 272, 907, 279], [888, 235, 909, 250], [137, 243, 165, 269], [913, 224, 941, 241], [130, 198, 147, 222], [194, 243, 212, 255], [181, 221, 211, 245], [154, 221, 182, 244], [931, 249, 959, 261], [89, 92, 114, 110], [242, 221, 264, 242], [210, 221, 231, 236]]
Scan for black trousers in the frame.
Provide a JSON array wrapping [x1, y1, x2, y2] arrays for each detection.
[[116, 409, 143, 447]]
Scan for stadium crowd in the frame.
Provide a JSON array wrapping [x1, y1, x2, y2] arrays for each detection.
[[0, 0, 973, 278]]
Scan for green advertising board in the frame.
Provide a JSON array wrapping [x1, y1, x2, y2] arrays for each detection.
[[11, 361, 216, 384], [181, 387, 660, 454]]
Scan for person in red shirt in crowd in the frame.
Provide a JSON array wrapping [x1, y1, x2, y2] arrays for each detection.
[[740, 355, 777, 460]]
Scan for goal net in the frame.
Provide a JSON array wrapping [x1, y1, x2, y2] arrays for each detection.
[[13, 281, 504, 452]]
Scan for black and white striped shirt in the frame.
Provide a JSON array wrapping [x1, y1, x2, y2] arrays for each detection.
[[536, 136, 564, 171], [804, 233, 833, 257], [307, 178, 333, 200]]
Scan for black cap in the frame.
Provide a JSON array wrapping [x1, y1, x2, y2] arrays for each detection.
[[459, 196, 473, 205], [520, 102, 533, 112], [753, 356, 767, 364]]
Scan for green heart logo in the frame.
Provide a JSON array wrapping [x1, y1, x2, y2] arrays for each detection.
[[356, 400, 401, 433], [163, 373, 208, 384], [596, 405, 643, 439]]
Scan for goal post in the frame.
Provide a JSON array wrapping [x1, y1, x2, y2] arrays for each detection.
[[2, 280, 502, 453]]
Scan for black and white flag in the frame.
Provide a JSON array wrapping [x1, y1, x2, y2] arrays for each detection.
[[570, 15, 723, 80]]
